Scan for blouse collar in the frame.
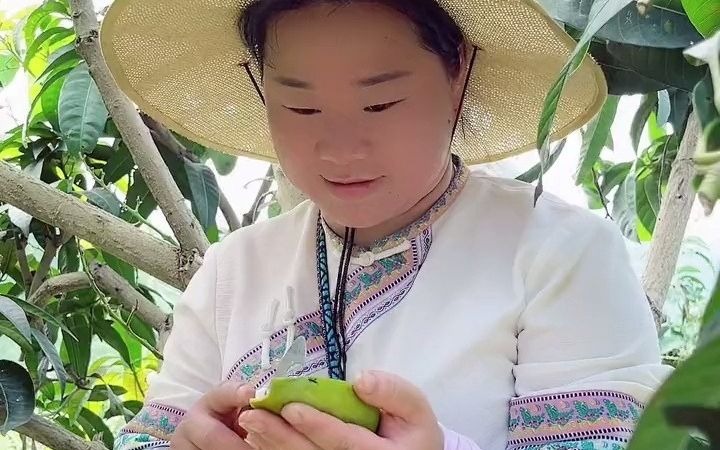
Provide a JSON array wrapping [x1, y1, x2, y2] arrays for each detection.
[[321, 154, 469, 264]]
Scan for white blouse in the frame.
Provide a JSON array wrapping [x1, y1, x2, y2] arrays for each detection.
[[115, 160, 673, 450]]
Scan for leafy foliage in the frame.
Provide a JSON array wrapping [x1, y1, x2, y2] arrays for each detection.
[[0, 2, 261, 447], [539, 2, 720, 448]]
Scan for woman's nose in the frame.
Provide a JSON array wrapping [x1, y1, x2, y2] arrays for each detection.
[[315, 114, 371, 164]]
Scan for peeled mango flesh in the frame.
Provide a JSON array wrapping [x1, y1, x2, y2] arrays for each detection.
[[250, 376, 380, 432]]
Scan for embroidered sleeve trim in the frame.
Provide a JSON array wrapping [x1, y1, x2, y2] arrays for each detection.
[[114, 431, 170, 449], [120, 402, 186, 442], [511, 438, 628, 449], [507, 390, 643, 450]]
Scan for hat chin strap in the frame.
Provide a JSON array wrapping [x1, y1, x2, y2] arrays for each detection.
[[450, 44, 479, 148]]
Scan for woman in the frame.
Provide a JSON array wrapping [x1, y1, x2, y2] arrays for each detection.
[[103, 0, 672, 449]]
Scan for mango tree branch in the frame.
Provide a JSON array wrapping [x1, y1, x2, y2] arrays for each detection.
[[69, 0, 209, 254], [0, 160, 190, 289], [15, 415, 107, 450], [642, 112, 701, 329], [141, 114, 242, 232], [90, 262, 172, 333], [244, 166, 276, 226], [28, 231, 68, 295], [28, 272, 92, 308]]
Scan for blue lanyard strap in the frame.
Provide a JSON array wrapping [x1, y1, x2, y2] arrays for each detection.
[[315, 216, 345, 379]]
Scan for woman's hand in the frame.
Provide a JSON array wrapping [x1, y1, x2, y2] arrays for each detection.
[[170, 381, 256, 450], [237, 371, 444, 450]]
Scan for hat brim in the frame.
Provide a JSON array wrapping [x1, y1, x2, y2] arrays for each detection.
[[101, 0, 607, 165]]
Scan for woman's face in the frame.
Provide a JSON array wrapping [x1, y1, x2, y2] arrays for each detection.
[[263, 2, 465, 228]]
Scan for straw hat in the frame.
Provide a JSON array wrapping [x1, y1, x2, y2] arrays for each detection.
[[100, 0, 607, 165]]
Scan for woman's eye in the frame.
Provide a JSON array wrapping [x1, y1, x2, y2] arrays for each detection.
[[286, 107, 321, 115], [364, 99, 405, 113]]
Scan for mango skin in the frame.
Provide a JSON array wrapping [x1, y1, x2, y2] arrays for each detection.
[[250, 376, 380, 432]]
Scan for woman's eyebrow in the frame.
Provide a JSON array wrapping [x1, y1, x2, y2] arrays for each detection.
[[356, 70, 412, 87], [270, 70, 412, 90]]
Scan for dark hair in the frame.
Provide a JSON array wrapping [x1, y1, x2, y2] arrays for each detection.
[[239, 0, 466, 79]]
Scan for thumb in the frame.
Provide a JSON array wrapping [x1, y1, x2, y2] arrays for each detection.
[[353, 371, 435, 425]]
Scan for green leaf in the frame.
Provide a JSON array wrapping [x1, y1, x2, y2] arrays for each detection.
[[87, 384, 127, 401], [0, 52, 21, 87], [120, 309, 156, 348], [668, 88, 693, 137], [636, 171, 661, 235], [24, 27, 73, 69], [685, 31, 720, 114], [590, 41, 708, 94], [123, 399, 143, 415], [576, 96, 619, 184], [58, 63, 109, 154], [539, 0, 701, 48], [64, 386, 92, 425], [40, 69, 65, 132], [208, 149, 237, 175], [36, 46, 79, 82], [682, 0, 720, 37], [85, 188, 122, 216], [23, 1, 69, 39], [0, 320, 34, 354], [0, 360, 35, 432], [612, 168, 638, 241], [94, 319, 133, 369], [102, 251, 137, 287], [1, 295, 75, 338], [62, 314, 92, 380], [126, 171, 157, 220], [78, 407, 114, 448], [537, 0, 636, 199], [99, 378, 134, 422], [626, 335, 720, 450], [658, 90, 671, 125], [699, 275, 720, 346], [648, 111, 668, 142], [29, 329, 68, 396], [267, 202, 282, 219], [516, 139, 567, 184], [185, 160, 220, 231], [0, 295, 32, 344], [59, 238, 80, 273], [693, 73, 720, 133], [601, 161, 633, 196], [26, 66, 74, 133], [103, 142, 135, 183]]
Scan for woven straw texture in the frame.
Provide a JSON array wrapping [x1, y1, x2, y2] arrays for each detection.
[[100, 0, 607, 164]]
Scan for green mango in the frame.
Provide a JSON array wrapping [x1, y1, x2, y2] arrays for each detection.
[[250, 376, 380, 432]]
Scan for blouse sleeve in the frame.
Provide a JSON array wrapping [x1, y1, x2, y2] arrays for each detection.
[[114, 243, 223, 449], [508, 209, 673, 450]]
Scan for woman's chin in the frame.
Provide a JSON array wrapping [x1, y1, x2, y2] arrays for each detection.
[[320, 207, 389, 231]]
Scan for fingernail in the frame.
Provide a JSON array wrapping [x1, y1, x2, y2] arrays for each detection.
[[355, 371, 376, 394], [281, 403, 306, 425]]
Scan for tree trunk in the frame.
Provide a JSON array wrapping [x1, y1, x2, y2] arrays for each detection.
[[642, 112, 702, 329], [69, 0, 209, 255]]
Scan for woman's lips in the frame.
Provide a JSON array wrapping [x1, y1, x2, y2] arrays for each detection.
[[323, 177, 381, 199]]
